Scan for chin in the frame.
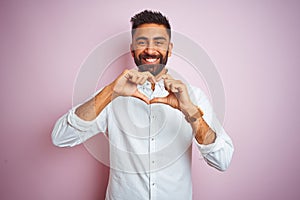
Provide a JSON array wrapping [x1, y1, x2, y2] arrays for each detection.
[[138, 64, 165, 76]]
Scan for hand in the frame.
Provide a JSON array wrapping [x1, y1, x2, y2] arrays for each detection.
[[151, 74, 194, 112], [112, 69, 156, 103]]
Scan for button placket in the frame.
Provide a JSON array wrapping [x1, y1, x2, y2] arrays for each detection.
[[149, 105, 157, 200]]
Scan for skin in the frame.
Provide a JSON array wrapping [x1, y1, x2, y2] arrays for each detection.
[[131, 24, 171, 76], [75, 23, 216, 145]]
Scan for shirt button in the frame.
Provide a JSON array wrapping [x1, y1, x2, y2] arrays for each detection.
[[152, 183, 155, 186], [152, 160, 155, 164], [151, 138, 154, 141]]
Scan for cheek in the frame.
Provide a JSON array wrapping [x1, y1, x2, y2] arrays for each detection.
[[161, 52, 168, 59], [133, 50, 143, 58]]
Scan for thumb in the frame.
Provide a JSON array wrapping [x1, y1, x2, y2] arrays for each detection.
[[151, 93, 180, 110], [150, 97, 168, 105], [132, 90, 150, 104]]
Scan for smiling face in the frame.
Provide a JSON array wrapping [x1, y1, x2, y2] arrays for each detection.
[[131, 23, 173, 76]]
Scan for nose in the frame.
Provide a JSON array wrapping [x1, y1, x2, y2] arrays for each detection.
[[145, 42, 156, 54]]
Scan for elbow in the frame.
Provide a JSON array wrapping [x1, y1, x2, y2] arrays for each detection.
[[216, 146, 234, 172], [51, 128, 78, 148], [216, 161, 230, 172], [51, 112, 82, 148], [52, 136, 63, 147], [51, 133, 76, 148], [206, 145, 234, 172], [51, 125, 81, 148], [51, 117, 72, 148], [207, 159, 229, 172], [51, 130, 65, 147]]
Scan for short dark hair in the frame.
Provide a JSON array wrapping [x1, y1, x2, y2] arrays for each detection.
[[130, 10, 171, 38]]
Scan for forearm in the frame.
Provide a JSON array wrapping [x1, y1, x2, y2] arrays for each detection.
[[182, 105, 216, 145], [75, 68, 154, 121], [75, 83, 115, 121], [191, 117, 216, 145]]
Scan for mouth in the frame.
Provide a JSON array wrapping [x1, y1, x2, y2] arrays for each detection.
[[134, 50, 169, 76], [141, 55, 160, 65]]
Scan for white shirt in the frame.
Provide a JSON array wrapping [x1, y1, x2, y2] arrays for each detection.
[[52, 79, 234, 200]]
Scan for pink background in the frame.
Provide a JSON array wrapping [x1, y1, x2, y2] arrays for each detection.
[[1, 0, 300, 199]]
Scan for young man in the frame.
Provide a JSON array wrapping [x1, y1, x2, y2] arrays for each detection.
[[52, 10, 234, 200]]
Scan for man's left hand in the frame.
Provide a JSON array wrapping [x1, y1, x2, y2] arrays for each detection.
[[151, 74, 195, 113]]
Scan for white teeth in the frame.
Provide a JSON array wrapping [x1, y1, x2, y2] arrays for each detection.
[[145, 58, 157, 63]]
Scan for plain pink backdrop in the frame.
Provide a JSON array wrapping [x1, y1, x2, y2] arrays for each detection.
[[1, 0, 300, 200]]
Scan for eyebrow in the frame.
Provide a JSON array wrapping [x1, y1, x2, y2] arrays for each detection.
[[153, 37, 167, 41], [135, 36, 167, 41], [135, 36, 148, 41]]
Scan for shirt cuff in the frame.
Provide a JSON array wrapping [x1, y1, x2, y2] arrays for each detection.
[[194, 135, 225, 155], [67, 109, 98, 131]]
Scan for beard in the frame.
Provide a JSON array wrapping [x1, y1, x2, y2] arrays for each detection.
[[133, 51, 169, 76]]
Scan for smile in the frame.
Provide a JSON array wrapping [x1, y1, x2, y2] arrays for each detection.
[[144, 58, 159, 63]]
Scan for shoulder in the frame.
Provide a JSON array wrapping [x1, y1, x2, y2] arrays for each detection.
[[186, 84, 207, 98]]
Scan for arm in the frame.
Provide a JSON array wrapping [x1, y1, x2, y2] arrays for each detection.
[[52, 69, 154, 147], [52, 82, 116, 147], [74, 83, 114, 121], [183, 102, 234, 171], [151, 74, 234, 171], [180, 105, 216, 145], [75, 69, 154, 121], [51, 90, 111, 147]]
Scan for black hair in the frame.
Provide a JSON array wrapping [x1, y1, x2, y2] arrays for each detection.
[[130, 10, 171, 38]]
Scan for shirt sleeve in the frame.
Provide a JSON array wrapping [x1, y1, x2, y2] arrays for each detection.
[[51, 95, 108, 148], [189, 85, 234, 171]]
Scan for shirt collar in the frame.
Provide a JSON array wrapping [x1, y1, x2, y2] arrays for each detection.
[[137, 79, 169, 99]]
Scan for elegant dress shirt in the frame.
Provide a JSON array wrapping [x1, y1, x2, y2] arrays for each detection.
[[52, 79, 234, 200]]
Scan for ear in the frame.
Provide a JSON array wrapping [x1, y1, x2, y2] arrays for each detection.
[[130, 44, 134, 57], [168, 42, 173, 57]]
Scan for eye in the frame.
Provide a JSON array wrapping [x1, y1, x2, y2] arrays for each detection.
[[154, 40, 165, 46], [137, 40, 147, 46]]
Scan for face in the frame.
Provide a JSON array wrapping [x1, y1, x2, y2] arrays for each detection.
[[131, 23, 173, 76]]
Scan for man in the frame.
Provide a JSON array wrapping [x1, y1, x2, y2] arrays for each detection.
[[52, 10, 234, 200]]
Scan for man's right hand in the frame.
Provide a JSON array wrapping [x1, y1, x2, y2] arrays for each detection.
[[111, 69, 156, 104]]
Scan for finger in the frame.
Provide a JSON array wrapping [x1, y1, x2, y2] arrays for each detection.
[[124, 70, 134, 80], [133, 75, 146, 85], [143, 71, 156, 84], [164, 80, 172, 91], [138, 76, 148, 85], [128, 71, 141, 83], [151, 95, 180, 109], [160, 74, 174, 81], [177, 87, 184, 93], [164, 79, 179, 91], [170, 83, 180, 93], [170, 82, 185, 93], [150, 97, 168, 104], [155, 68, 168, 81], [170, 84, 177, 93], [125, 69, 140, 79], [136, 72, 152, 85], [132, 90, 150, 104], [134, 75, 145, 84]]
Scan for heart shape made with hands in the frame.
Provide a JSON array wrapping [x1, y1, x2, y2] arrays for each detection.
[[132, 90, 180, 110]]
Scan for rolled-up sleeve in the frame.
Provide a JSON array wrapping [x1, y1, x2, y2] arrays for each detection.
[[189, 85, 234, 171], [51, 104, 108, 147], [194, 121, 234, 171]]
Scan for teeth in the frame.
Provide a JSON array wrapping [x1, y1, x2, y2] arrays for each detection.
[[145, 58, 157, 63]]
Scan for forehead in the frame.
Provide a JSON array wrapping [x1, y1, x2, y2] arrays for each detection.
[[132, 23, 170, 40]]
